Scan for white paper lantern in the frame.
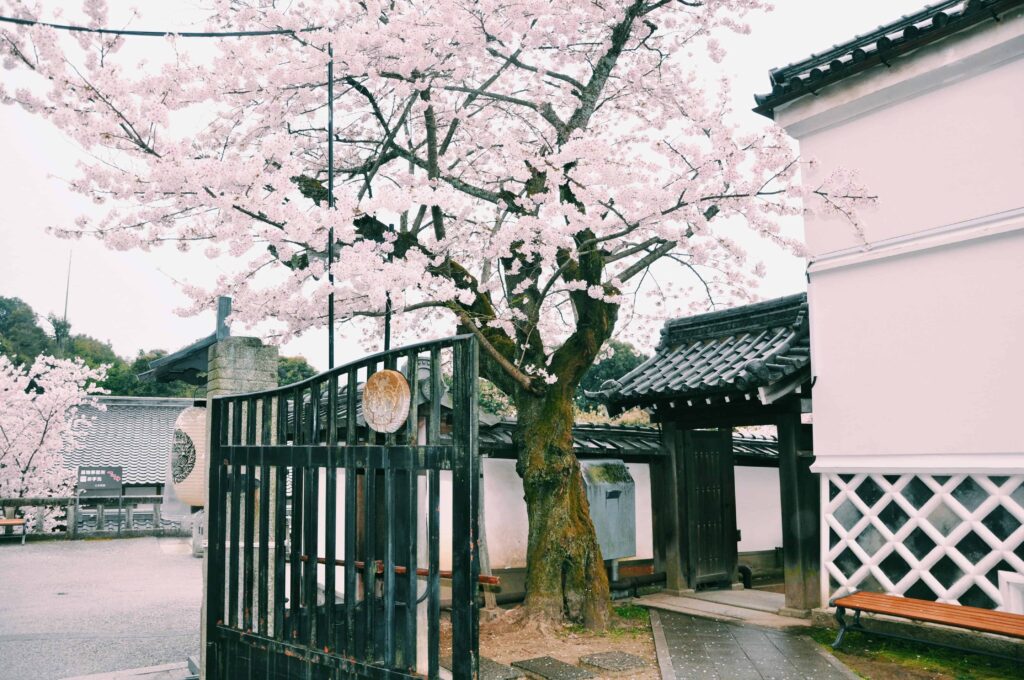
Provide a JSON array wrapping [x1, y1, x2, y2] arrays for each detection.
[[172, 407, 208, 507]]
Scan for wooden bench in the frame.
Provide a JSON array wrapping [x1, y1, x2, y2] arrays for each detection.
[[0, 517, 27, 545], [832, 591, 1024, 656]]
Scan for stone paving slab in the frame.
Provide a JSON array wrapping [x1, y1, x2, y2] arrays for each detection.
[[442, 656, 524, 680], [653, 610, 857, 679], [637, 592, 811, 629], [511, 657, 594, 680], [578, 651, 646, 673], [61, 662, 194, 680]]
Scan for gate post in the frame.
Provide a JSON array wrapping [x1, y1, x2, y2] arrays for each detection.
[[651, 421, 689, 593], [777, 412, 821, 615], [201, 336, 278, 679]]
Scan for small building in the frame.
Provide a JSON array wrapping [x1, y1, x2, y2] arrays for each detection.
[[600, 293, 818, 614], [68, 396, 197, 497], [753, 0, 1024, 611]]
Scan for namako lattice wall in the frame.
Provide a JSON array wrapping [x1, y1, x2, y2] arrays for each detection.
[[824, 473, 1024, 610]]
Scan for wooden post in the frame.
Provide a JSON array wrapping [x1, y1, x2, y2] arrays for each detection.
[[153, 499, 162, 530], [777, 412, 821, 615], [68, 498, 77, 540], [651, 421, 688, 593]]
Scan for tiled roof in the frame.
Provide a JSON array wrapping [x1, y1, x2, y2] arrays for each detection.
[[601, 293, 809, 411], [753, 0, 1023, 118], [66, 396, 196, 485], [479, 421, 663, 458], [480, 422, 779, 464]]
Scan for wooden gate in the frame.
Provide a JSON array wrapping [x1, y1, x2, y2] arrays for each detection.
[[683, 429, 737, 589], [205, 336, 480, 678]]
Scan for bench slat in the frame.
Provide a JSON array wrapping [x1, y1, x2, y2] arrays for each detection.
[[834, 592, 1024, 639], [0, 518, 26, 526]]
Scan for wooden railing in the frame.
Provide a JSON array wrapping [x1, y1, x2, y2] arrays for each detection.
[[0, 495, 188, 539]]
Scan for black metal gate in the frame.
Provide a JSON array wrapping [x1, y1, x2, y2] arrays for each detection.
[[205, 336, 480, 678]]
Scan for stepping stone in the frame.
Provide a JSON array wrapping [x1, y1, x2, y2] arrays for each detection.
[[511, 657, 594, 680], [441, 656, 525, 680], [579, 651, 646, 673]]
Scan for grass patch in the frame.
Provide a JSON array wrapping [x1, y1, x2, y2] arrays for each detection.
[[614, 604, 650, 621], [805, 626, 1023, 680], [561, 604, 651, 639]]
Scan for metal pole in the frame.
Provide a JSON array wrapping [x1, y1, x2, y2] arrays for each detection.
[[327, 43, 335, 370], [384, 293, 391, 352]]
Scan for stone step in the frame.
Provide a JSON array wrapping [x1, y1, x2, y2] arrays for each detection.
[[441, 656, 525, 680], [511, 656, 595, 680], [579, 651, 647, 674]]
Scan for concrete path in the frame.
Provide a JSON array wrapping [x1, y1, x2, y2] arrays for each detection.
[[651, 610, 856, 680], [637, 591, 812, 629], [0, 537, 201, 680]]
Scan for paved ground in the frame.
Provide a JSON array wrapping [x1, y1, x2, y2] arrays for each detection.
[[653, 610, 856, 680], [0, 537, 201, 680]]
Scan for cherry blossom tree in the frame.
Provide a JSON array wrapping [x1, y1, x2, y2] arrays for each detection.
[[0, 0, 871, 626], [0, 354, 106, 531]]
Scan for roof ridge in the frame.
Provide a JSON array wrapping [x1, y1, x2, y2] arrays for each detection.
[[658, 293, 807, 349], [753, 0, 1023, 118]]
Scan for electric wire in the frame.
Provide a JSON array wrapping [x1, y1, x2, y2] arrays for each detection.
[[0, 14, 319, 38]]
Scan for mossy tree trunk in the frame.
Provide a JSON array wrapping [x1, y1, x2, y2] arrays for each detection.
[[514, 385, 611, 629]]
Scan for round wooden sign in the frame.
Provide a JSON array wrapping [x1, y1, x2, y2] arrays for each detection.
[[363, 369, 411, 433]]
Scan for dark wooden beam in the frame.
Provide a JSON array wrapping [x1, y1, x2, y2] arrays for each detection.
[[777, 415, 821, 614]]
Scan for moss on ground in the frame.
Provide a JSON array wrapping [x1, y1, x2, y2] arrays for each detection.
[[804, 626, 1024, 679]]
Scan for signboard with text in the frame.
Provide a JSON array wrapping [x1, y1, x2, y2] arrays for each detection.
[[77, 466, 123, 497]]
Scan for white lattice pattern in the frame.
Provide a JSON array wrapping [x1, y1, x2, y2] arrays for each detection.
[[825, 473, 1024, 610]]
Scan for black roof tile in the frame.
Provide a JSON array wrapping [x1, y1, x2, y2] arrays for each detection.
[[66, 396, 197, 485], [601, 293, 809, 410], [753, 0, 1024, 118]]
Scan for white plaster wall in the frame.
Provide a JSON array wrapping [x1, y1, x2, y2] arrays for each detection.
[[312, 457, 782, 572], [773, 19, 1024, 466], [480, 459, 654, 569], [808, 231, 1024, 459], [735, 466, 782, 552], [777, 19, 1024, 256]]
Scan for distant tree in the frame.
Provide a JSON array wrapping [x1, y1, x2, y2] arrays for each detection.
[[278, 355, 318, 387], [67, 334, 120, 368], [574, 341, 648, 412], [0, 355, 106, 531], [0, 297, 52, 365], [105, 350, 197, 397]]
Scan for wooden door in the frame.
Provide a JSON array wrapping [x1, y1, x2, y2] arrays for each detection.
[[683, 429, 737, 589]]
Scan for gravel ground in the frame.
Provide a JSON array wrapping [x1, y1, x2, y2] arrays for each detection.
[[0, 537, 201, 680]]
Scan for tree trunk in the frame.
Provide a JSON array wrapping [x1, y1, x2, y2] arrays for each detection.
[[515, 389, 610, 630]]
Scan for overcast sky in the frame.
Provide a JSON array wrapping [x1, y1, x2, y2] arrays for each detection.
[[0, 1, 926, 370]]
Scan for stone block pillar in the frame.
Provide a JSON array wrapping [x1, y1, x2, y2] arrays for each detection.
[[206, 337, 279, 398], [201, 336, 277, 679]]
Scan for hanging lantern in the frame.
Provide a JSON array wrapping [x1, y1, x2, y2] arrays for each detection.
[[172, 407, 208, 507]]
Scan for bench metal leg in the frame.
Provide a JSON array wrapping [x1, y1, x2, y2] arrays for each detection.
[[832, 606, 848, 649]]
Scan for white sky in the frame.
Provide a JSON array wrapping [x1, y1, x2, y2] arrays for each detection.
[[0, 1, 926, 371]]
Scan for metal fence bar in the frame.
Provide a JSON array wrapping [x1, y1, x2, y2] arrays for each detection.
[[302, 379, 321, 647], [228, 401, 243, 629], [451, 340, 480, 679], [289, 385, 305, 642], [205, 399, 227, 679], [404, 348, 420, 670], [344, 366, 358, 656], [427, 346, 442, 680], [324, 372, 338, 651], [258, 396, 272, 636], [273, 393, 288, 641], [243, 398, 257, 631]]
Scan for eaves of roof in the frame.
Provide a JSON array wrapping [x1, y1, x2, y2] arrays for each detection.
[[601, 294, 810, 412], [753, 0, 1024, 119]]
